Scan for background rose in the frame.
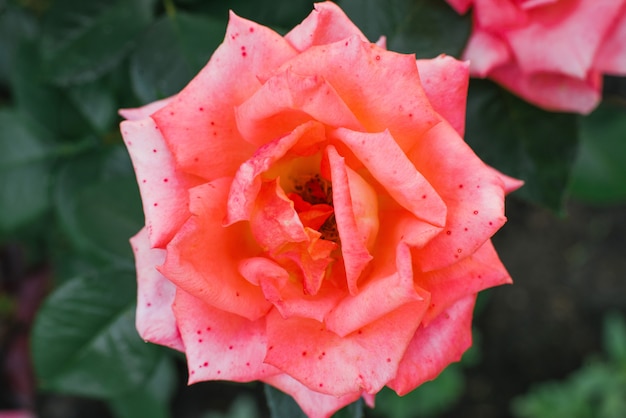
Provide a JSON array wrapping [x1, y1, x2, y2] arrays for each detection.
[[446, 0, 626, 114], [120, 2, 521, 417]]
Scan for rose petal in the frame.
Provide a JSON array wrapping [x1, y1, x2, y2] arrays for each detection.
[[249, 179, 309, 249], [263, 374, 362, 418], [161, 178, 272, 320], [489, 63, 602, 114], [119, 97, 173, 120], [239, 257, 343, 322], [416, 55, 470, 137], [152, 12, 298, 180], [408, 121, 509, 271], [444, 0, 473, 14], [326, 146, 373, 294], [416, 239, 511, 324], [280, 35, 440, 150], [225, 121, 326, 226], [382, 209, 444, 249], [387, 295, 476, 395], [332, 128, 447, 229], [462, 28, 512, 77], [249, 180, 337, 296], [485, 166, 524, 195], [121, 116, 201, 248], [504, 0, 624, 79], [325, 242, 425, 337], [472, 0, 527, 30], [285, 1, 369, 52], [173, 289, 279, 383], [264, 294, 429, 396], [130, 228, 184, 351], [593, 6, 626, 75], [235, 69, 363, 146]]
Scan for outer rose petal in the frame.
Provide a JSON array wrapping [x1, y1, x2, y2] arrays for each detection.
[[416, 55, 469, 137], [263, 374, 362, 418], [387, 295, 476, 395], [121, 116, 201, 248], [152, 12, 298, 180], [130, 228, 184, 351], [264, 290, 429, 397], [119, 97, 172, 120], [173, 289, 279, 383], [408, 121, 508, 271], [416, 239, 511, 324], [285, 1, 369, 52], [161, 178, 272, 320]]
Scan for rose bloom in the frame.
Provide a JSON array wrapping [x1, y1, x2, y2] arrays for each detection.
[[120, 2, 521, 417], [445, 0, 626, 113]]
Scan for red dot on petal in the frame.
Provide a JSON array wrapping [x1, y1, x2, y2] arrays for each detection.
[[473, 210, 479, 215]]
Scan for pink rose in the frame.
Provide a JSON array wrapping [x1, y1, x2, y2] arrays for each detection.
[[120, 2, 521, 417], [446, 0, 626, 113]]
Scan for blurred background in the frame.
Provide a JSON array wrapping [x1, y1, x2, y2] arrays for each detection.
[[1, 0, 626, 417]]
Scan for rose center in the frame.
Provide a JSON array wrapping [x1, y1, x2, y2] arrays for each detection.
[[288, 174, 340, 243]]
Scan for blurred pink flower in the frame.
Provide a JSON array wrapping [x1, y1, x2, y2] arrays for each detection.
[[446, 0, 626, 113]]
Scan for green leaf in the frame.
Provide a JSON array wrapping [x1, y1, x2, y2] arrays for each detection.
[[31, 270, 161, 398], [465, 79, 579, 212], [53, 145, 144, 268], [108, 354, 177, 418], [177, 0, 313, 30], [0, 109, 55, 232], [0, 2, 38, 85], [10, 41, 103, 138], [339, 0, 471, 57], [130, 12, 225, 103], [603, 313, 626, 367], [40, 0, 157, 85], [568, 103, 626, 205], [264, 384, 307, 418]]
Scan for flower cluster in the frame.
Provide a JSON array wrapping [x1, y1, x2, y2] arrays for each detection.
[[120, 2, 521, 417]]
